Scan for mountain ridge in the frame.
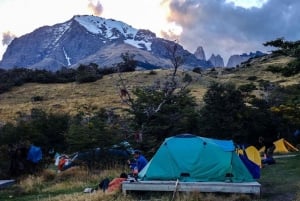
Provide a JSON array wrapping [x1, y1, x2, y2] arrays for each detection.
[[0, 15, 211, 71]]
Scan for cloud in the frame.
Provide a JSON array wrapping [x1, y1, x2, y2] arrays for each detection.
[[166, 0, 300, 63], [2, 31, 16, 46], [160, 30, 180, 41], [88, 0, 103, 16]]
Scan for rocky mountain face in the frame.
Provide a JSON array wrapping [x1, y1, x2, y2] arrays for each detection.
[[208, 54, 224, 67], [226, 55, 246, 68], [226, 51, 266, 67], [193, 46, 225, 67], [193, 46, 266, 68], [0, 15, 211, 71], [194, 46, 206, 60]]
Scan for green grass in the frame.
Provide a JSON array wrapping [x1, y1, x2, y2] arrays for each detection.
[[258, 154, 300, 200], [1, 154, 299, 201]]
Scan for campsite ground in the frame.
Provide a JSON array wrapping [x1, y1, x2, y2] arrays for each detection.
[[0, 153, 299, 201], [258, 153, 300, 201]]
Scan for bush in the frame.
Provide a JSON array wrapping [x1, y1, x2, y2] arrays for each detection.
[[266, 59, 300, 77], [76, 74, 100, 83], [192, 67, 202, 74], [31, 96, 44, 102], [282, 59, 300, 77], [265, 65, 283, 73], [148, 70, 157, 75], [247, 76, 257, 81], [238, 83, 257, 93], [224, 67, 235, 72]]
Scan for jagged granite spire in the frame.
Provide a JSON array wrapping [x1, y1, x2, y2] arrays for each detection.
[[208, 54, 224, 67], [226, 51, 265, 67], [194, 46, 206, 61]]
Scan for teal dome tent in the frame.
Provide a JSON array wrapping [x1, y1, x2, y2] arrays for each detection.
[[138, 134, 254, 182]]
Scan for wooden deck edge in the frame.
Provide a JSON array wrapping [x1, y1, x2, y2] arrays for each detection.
[[122, 181, 261, 196], [0, 180, 15, 189]]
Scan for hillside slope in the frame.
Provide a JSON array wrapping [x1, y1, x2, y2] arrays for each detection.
[[0, 55, 299, 124]]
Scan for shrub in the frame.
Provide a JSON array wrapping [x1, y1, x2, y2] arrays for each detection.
[[265, 65, 283, 73], [238, 83, 257, 93], [76, 74, 100, 83], [282, 58, 300, 77], [247, 76, 257, 81], [224, 67, 235, 72], [148, 70, 157, 75], [192, 67, 202, 74], [31, 96, 44, 102]]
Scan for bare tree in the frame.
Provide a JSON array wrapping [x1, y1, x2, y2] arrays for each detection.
[[165, 41, 185, 78], [115, 42, 193, 143]]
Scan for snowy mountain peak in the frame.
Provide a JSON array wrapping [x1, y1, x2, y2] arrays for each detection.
[[0, 15, 212, 71], [74, 15, 138, 39], [73, 15, 155, 51]]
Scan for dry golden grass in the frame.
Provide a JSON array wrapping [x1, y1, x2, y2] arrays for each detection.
[[12, 166, 254, 201], [233, 56, 300, 86], [0, 56, 299, 124], [19, 174, 43, 194], [0, 69, 205, 123], [212, 56, 299, 87], [7, 165, 141, 201]]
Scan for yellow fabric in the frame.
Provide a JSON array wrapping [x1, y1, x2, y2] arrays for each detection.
[[273, 138, 299, 153], [246, 146, 262, 168], [238, 146, 262, 168], [259, 146, 265, 154], [259, 138, 299, 153]]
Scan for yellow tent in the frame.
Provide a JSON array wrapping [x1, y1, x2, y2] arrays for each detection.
[[259, 138, 299, 154], [274, 138, 299, 153], [238, 146, 262, 168]]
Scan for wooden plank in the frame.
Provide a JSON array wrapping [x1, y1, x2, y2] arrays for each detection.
[[122, 180, 261, 196], [0, 180, 15, 189]]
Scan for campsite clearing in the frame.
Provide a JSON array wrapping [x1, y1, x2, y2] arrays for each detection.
[[0, 154, 299, 201]]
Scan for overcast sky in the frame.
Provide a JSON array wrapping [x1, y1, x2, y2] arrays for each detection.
[[1, 0, 300, 64]]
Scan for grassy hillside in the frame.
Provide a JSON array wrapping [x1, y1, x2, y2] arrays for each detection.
[[0, 54, 299, 124], [0, 70, 208, 124]]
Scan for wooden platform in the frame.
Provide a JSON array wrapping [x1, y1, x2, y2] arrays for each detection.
[[122, 180, 261, 196], [0, 180, 15, 189]]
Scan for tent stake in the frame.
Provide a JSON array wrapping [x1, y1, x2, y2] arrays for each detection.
[[171, 179, 179, 201]]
